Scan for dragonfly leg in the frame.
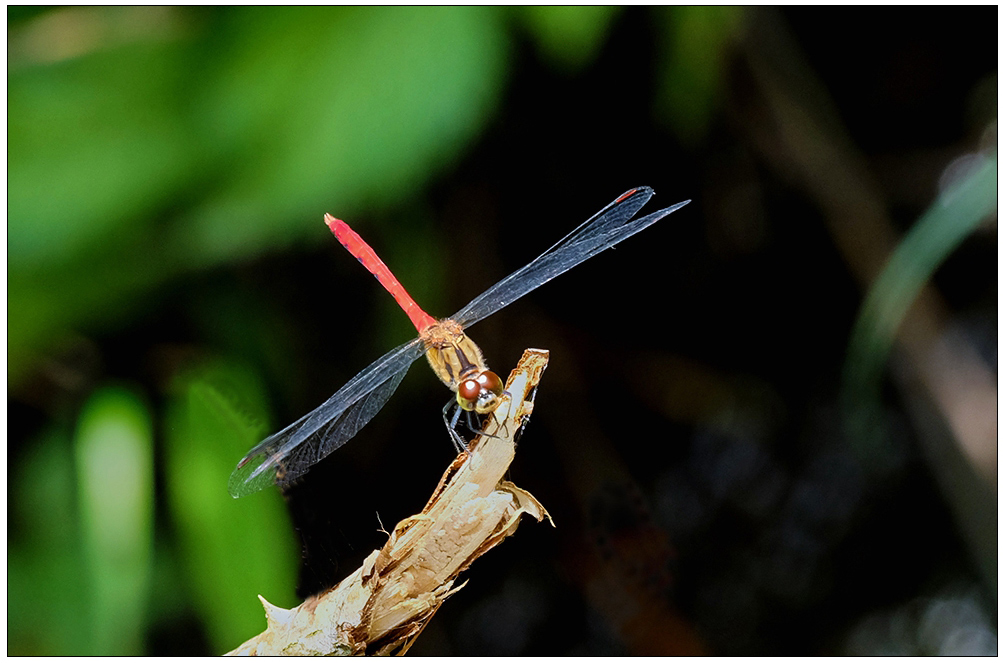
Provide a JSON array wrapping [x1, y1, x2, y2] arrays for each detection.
[[442, 399, 468, 453], [465, 409, 479, 437], [442, 398, 512, 453]]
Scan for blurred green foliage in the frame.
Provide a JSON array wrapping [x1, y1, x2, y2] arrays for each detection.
[[10, 427, 91, 655], [165, 360, 298, 651], [522, 6, 620, 73], [657, 6, 742, 144], [9, 388, 154, 655], [75, 387, 155, 655], [8, 6, 511, 383]]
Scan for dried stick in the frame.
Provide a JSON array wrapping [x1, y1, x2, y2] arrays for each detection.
[[227, 348, 553, 656]]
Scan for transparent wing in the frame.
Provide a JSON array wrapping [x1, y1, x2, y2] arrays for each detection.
[[228, 337, 426, 498], [452, 187, 690, 328]]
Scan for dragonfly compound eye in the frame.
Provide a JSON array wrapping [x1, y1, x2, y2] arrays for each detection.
[[476, 370, 503, 395], [472, 370, 503, 414], [457, 378, 481, 410]]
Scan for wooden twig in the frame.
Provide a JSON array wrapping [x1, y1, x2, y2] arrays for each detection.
[[227, 348, 554, 656]]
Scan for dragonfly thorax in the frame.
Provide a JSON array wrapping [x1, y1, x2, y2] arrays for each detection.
[[420, 319, 503, 413]]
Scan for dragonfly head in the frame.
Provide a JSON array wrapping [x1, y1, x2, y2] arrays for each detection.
[[456, 370, 504, 414]]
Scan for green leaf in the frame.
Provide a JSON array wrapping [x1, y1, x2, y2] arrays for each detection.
[[180, 6, 509, 263], [164, 358, 298, 653], [9, 36, 196, 270], [74, 386, 156, 655]]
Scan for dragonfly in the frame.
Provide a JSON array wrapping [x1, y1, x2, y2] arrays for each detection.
[[229, 187, 689, 497]]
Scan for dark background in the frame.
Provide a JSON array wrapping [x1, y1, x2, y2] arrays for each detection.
[[8, 6, 997, 655]]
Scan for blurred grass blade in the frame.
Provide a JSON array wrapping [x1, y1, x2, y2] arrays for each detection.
[[165, 359, 298, 653], [75, 386, 155, 655], [842, 154, 998, 467], [9, 429, 91, 655]]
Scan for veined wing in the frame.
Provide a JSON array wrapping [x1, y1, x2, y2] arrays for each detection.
[[452, 187, 690, 328], [228, 337, 426, 497]]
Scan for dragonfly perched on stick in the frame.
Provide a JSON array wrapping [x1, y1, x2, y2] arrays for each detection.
[[229, 187, 689, 498]]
